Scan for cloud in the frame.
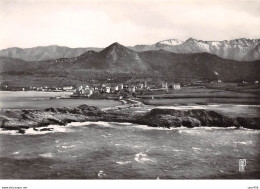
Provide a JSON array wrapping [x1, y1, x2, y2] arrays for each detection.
[[0, 0, 259, 49]]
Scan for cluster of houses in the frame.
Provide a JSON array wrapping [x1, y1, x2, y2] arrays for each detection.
[[0, 81, 182, 93], [72, 81, 181, 97], [73, 83, 146, 97]]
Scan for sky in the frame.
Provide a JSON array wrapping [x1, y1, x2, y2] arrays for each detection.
[[0, 0, 260, 49]]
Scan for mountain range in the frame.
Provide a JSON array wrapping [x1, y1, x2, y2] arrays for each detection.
[[130, 38, 260, 61], [0, 38, 259, 61], [0, 42, 259, 87], [0, 45, 102, 61]]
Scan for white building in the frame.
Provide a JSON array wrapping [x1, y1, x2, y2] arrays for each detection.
[[162, 82, 168, 89], [113, 86, 119, 91], [105, 86, 111, 93], [119, 84, 124, 90], [144, 81, 147, 88], [63, 86, 73, 91], [128, 86, 136, 92], [172, 84, 181, 90]]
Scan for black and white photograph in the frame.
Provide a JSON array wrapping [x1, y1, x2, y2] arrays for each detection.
[[0, 0, 259, 186]]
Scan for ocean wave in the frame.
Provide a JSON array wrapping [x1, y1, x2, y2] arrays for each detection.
[[25, 125, 67, 135], [39, 152, 53, 158], [132, 124, 181, 130], [0, 129, 20, 135], [67, 121, 135, 128], [61, 145, 75, 149], [134, 152, 155, 163], [134, 110, 148, 113], [116, 161, 131, 165], [0, 125, 67, 135], [12, 151, 20, 155], [234, 141, 253, 145], [67, 121, 112, 127], [98, 170, 107, 178], [133, 145, 143, 148], [192, 147, 201, 150], [172, 149, 182, 152], [157, 105, 205, 110]]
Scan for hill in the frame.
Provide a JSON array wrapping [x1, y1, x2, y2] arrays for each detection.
[[0, 42, 259, 86]]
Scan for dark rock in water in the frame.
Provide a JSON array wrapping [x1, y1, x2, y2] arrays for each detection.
[[40, 128, 54, 132], [236, 117, 260, 130], [181, 117, 201, 128], [41, 118, 65, 126], [1, 119, 29, 130], [137, 108, 255, 129], [17, 129, 26, 134], [77, 105, 103, 116]]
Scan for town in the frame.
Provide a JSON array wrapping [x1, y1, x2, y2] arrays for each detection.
[[1, 79, 259, 101], [0, 81, 181, 99]]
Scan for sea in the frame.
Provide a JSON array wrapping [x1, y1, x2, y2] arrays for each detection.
[[0, 92, 259, 179], [0, 121, 260, 179]]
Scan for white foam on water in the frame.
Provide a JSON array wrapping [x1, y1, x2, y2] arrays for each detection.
[[66, 122, 92, 127], [113, 122, 133, 126], [157, 105, 206, 110], [234, 141, 253, 145], [116, 161, 131, 165], [25, 125, 67, 135], [235, 105, 260, 107], [134, 111, 147, 113], [25, 128, 51, 135], [133, 124, 179, 130], [61, 145, 75, 149], [67, 121, 114, 128], [98, 170, 107, 178], [192, 147, 201, 150], [39, 152, 53, 158], [0, 129, 21, 135], [134, 152, 155, 163], [133, 145, 143, 148], [192, 126, 238, 130], [172, 149, 182, 152], [94, 121, 110, 127], [12, 151, 20, 155]]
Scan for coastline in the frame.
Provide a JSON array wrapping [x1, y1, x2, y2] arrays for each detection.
[[0, 100, 259, 134]]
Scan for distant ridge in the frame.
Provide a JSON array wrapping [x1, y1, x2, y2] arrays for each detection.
[[0, 45, 102, 61], [130, 38, 260, 61]]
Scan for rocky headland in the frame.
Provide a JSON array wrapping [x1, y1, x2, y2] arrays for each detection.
[[0, 104, 259, 134]]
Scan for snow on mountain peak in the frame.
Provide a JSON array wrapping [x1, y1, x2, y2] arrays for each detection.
[[157, 38, 184, 46]]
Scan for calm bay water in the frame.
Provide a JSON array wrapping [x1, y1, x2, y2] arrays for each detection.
[[0, 122, 259, 179], [0, 91, 121, 109]]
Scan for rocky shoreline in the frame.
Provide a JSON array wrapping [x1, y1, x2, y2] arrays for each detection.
[[0, 104, 259, 134]]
